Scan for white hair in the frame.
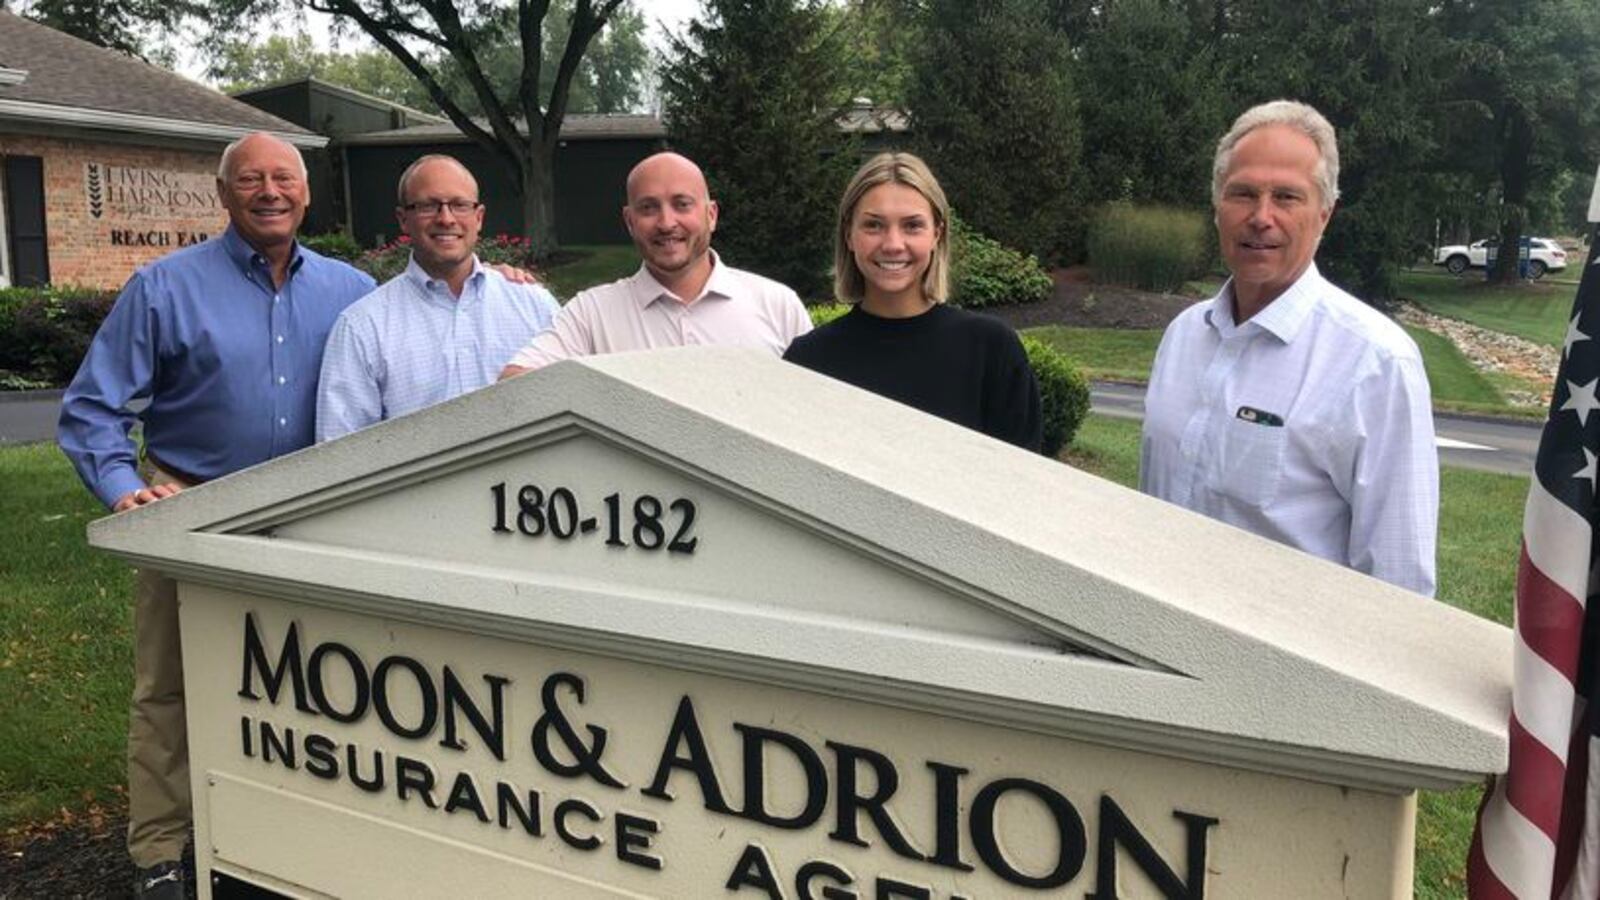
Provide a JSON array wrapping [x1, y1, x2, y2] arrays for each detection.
[[216, 134, 307, 182], [1211, 100, 1340, 211]]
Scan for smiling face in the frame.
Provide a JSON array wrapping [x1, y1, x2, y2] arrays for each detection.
[[396, 157, 483, 278], [1215, 124, 1332, 314], [847, 182, 941, 311], [217, 134, 308, 254], [622, 153, 718, 287]]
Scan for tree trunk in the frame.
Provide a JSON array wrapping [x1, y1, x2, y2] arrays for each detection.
[[519, 146, 561, 260], [1491, 106, 1535, 284]]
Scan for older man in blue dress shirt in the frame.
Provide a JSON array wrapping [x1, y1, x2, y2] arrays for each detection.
[[58, 132, 375, 896], [315, 154, 558, 441]]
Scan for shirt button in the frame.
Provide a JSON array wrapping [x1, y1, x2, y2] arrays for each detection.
[[277, 376, 286, 385], [276, 335, 285, 344], [273, 295, 281, 304], [278, 417, 287, 427]]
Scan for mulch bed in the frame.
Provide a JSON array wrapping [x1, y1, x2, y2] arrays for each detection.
[[978, 266, 1201, 331], [0, 266, 1202, 896], [1, 802, 135, 898]]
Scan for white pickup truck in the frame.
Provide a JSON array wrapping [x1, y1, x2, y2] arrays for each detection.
[[1434, 237, 1568, 279]]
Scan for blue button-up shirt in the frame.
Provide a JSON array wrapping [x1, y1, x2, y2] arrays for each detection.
[[58, 226, 375, 508], [315, 255, 559, 441]]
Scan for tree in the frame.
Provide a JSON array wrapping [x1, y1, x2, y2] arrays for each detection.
[[1438, 0, 1600, 282], [660, 0, 858, 297], [13, 0, 199, 62], [907, 0, 1083, 261], [210, 34, 432, 109], [1074, 0, 1228, 209], [211, 0, 632, 256]]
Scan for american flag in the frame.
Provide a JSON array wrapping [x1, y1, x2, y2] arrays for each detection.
[[1468, 221, 1600, 898]]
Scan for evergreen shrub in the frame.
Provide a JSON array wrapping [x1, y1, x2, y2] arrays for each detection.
[[1021, 334, 1090, 457], [1086, 204, 1210, 292], [949, 215, 1053, 309], [300, 230, 364, 262], [0, 287, 118, 388]]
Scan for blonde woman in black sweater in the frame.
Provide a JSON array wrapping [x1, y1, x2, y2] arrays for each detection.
[[784, 152, 1042, 451]]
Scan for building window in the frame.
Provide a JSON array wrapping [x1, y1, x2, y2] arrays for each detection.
[[3, 155, 49, 287]]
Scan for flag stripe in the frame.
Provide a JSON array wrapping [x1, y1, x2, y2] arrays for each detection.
[[1469, 820, 1519, 900], [1523, 474, 1593, 603], [1515, 543, 1587, 685], [1480, 770, 1560, 897], [1557, 731, 1600, 899], [1506, 713, 1570, 839], [1514, 626, 1582, 760]]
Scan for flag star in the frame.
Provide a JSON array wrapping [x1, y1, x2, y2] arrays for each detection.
[[1566, 313, 1591, 358], [1576, 447, 1599, 491], [1564, 378, 1600, 426]]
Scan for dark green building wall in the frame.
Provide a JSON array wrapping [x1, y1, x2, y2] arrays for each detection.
[[344, 138, 664, 248]]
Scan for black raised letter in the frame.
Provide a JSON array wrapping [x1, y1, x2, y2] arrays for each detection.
[[303, 733, 339, 779], [826, 741, 925, 861], [615, 812, 663, 870], [394, 755, 439, 808], [969, 777, 1085, 889], [307, 641, 370, 724], [1088, 796, 1217, 899], [927, 761, 975, 872], [372, 655, 438, 740], [554, 798, 603, 851], [239, 614, 312, 713], [725, 843, 783, 898], [796, 860, 855, 900], [643, 696, 735, 813], [736, 723, 827, 829], [441, 668, 509, 761]]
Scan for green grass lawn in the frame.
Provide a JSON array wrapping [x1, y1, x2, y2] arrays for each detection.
[[1025, 325, 1162, 382], [0, 420, 1528, 895], [0, 443, 133, 824], [1065, 413, 1522, 899], [1026, 321, 1523, 415], [1398, 268, 1579, 348], [541, 244, 638, 301]]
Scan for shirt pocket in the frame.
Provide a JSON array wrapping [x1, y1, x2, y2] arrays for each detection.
[[1208, 416, 1288, 508]]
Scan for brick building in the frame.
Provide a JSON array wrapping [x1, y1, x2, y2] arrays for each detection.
[[0, 12, 320, 288]]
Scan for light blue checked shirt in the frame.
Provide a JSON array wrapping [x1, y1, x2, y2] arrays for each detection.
[[316, 255, 558, 441]]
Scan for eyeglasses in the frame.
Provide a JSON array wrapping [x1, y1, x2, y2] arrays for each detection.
[[402, 199, 481, 217]]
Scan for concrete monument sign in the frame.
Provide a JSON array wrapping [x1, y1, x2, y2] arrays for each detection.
[[92, 349, 1510, 899]]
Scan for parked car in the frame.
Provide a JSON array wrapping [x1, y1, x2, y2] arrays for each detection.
[[1434, 237, 1567, 279]]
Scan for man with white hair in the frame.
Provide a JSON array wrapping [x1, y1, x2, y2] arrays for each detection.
[[58, 132, 375, 897], [1139, 100, 1439, 596]]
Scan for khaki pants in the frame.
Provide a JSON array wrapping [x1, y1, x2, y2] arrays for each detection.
[[126, 461, 191, 867]]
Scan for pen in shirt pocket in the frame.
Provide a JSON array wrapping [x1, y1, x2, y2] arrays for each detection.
[[1236, 405, 1285, 427]]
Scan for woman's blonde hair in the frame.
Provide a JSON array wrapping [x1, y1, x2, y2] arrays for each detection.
[[834, 152, 951, 304]]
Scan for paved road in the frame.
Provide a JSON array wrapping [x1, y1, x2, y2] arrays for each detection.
[[1, 383, 1544, 476], [1091, 381, 1539, 476]]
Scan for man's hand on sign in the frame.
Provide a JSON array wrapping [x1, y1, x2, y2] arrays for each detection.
[[488, 263, 541, 285], [113, 483, 183, 512]]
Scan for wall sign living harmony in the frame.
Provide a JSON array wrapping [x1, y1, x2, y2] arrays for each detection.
[[84, 162, 221, 221]]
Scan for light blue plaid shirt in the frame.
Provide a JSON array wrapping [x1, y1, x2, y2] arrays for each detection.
[[316, 255, 558, 441]]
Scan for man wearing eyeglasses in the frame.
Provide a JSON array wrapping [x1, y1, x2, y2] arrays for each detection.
[[315, 154, 559, 441], [58, 131, 376, 898]]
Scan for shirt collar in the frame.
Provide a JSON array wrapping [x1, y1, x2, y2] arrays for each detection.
[[1204, 263, 1323, 344], [403, 253, 485, 300], [631, 250, 731, 308], [222, 223, 303, 278]]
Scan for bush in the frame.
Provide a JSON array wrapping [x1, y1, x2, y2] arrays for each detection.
[[806, 303, 850, 328], [949, 214, 1054, 309], [1020, 334, 1091, 457], [300, 230, 363, 262], [804, 301, 1090, 457], [354, 234, 545, 284], [1086, 203, 1210, 292], [0, 287, 118, 388]]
